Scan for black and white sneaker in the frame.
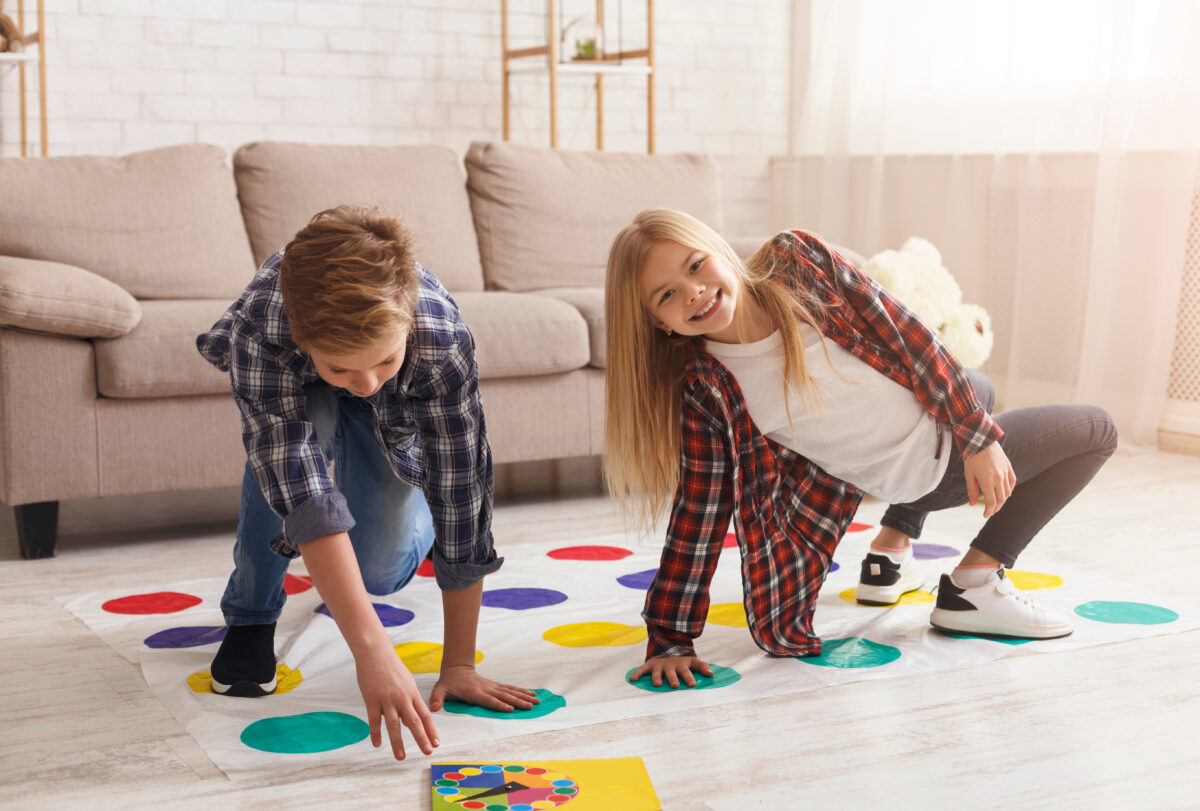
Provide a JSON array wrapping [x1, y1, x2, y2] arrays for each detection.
[[930, 570, 1074, 639], [210, 622, 278, 697], [856, 552, 923, 605]]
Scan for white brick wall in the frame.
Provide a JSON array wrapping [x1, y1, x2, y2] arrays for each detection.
[[0, 0, 789, 234]]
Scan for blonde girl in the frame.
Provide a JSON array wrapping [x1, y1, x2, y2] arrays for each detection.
[[605, 208, 1117, 687]]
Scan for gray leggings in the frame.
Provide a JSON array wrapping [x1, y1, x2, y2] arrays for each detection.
[[880, 371, 1118, 567]]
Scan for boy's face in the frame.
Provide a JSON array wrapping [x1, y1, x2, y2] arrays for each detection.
[[308, 336, 408, 398], [640, 238, 741, 343]]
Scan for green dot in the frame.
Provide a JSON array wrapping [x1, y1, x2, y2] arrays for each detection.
[[941, 631, 1030, 646], [796, 637, 901, 668], [625, 663, 742, 692], [240, 711, 369, 754], [435, 779, 457, 787], [486, 806, 508, 811], [442, 688, 566, 720], [1075, 600, 1179, 625], [554, 787, 578, 795]]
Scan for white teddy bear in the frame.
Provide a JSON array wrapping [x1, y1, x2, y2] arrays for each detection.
[[861, 237, 994, 369]]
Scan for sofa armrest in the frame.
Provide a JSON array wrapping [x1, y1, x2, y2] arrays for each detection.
[[0, 256, 142, 338]]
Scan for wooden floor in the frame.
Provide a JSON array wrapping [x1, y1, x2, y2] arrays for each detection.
[[2, 450, 1199, 810]]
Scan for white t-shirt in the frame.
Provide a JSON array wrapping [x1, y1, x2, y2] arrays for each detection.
[[704, 326, 950, 503]]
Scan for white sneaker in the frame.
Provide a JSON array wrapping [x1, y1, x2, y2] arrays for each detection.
[[930, 569, 1074, 639], [856, 551, 924, 606]]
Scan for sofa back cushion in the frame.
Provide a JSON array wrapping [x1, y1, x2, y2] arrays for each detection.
[[233, 142, 484, 292], [0, 144, 256, 300], [465, 141, 723, 292]]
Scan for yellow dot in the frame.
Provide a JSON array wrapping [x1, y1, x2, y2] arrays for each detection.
[[839, 587, 935, 606], [458, 767, 482, 776], [186, 664, 303, 695], [542, 622, 647, 647], [543, 772, 565, 781], [532, 803, 557, 809], [707, 602, 749, 627], [393, 641, 484, 673], [1007, 570, 1064, 590]]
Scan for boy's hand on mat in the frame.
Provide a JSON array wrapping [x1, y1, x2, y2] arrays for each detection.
[[964, 441, 1017, 518], [430, 665, 540, 713], [630, 656, 712, 689], [356, 645, 440, 761]]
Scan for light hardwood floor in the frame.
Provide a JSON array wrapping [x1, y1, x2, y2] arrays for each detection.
[[2, 450, 1199, 810]]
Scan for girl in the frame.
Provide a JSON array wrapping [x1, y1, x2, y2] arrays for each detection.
[[604, 209, 1118, 688]]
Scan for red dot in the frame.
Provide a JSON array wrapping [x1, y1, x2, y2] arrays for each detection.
[[102, 591, 202, 615], [525, 767, 547, 775], [416, 559, 435, 577], [444, 772, 465, 781], [849, 522, 873, 532], [461, 803, 486, 810], [723, 532, 737, 548], [547, 545, 632, 561], [283, 574, 313, 594], [550, 796, 571, 804]]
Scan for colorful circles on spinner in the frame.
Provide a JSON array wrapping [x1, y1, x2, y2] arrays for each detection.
[[101, 591, 202, 615], [626, 663, 742, 692], [240, 711, 368, 754], [542, 622, 646, 647], [395, 641, 484, 673], [432, 763, 578, 809], [481, 588, 568, 610], [546, 545, 632, 561], [187, 664, 303, 695], [1074, 601, 1179, 625], [797, 637, 902, 668], [315, 602, 415, 627], [144, 625, 227, 649], [442, 688, 566, 720], [838, 587, 935, 606]]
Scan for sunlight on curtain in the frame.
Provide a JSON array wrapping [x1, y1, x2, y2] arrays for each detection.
[[783, 0, 1200, 447]]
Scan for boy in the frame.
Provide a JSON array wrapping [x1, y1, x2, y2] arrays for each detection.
[[197, 206, 536, 761]]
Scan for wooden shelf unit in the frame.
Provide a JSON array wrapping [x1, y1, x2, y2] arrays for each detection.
[[0, 0, 47, 156], [500, 0, 655, 153]]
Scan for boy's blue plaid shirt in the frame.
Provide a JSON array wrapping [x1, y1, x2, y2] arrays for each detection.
[[197, 251, 501, 590]]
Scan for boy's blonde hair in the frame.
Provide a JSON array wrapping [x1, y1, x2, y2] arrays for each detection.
[[603, 208, 830, 526], [280, 206, 419, 355]]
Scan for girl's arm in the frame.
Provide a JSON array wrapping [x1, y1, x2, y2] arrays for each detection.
[[642, 383, 735, 660]]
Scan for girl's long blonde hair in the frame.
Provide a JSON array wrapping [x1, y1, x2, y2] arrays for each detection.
[[603, 208, 832, 526]]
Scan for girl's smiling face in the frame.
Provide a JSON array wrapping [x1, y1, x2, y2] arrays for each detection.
[[640, 239, 743, 343]]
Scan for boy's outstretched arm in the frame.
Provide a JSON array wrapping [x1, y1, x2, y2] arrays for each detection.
[[430, 580, 539, 712], [630, 655, 713, 689], [299, 531, 439, 761]]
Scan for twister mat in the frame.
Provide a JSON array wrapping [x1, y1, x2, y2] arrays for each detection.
[[62, 523, 1199, 780]]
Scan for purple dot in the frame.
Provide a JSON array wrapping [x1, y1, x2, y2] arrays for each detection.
[[144, 625, 228, 649], [912, 543, 960, 559], [315, 603, 414, 627], [617, 568, 658, 590], [480, 587, 568, 610]]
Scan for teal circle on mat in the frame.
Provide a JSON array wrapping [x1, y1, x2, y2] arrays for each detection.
[[797, 637, 901, 668], [240, 711, 369, 754], [1075, 600, 1179, 625], [625, 663, 742, 691], [941, 631, 1030, 646], [441, 687, 565, 719]]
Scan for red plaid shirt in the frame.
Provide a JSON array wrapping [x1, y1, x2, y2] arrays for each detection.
[[643, 230, 1003, 659]]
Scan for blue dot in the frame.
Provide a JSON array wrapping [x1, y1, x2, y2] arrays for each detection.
[[480, 587, 567, 610], [480, 764, 503, 772], [617, 568, 657, 590], [829, 561, 840, 573], [435, 786, 458, 795], [144, 625, 227, 649], [552, 780, 575, 787], [315, 602, 414, 627]]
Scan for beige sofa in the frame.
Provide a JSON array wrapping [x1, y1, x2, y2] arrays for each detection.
[[0, 140, 735, 558]]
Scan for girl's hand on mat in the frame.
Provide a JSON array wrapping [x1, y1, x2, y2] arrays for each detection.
[[964, 441, 1017, 518], [356, 646, 440, 761], [630, 656, 713, 689], [430, 665, 540, 713]]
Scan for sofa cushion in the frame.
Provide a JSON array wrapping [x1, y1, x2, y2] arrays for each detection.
[[233, 142, 485, 292], [452, 292, 590, 380], [465, 141, 723, 292], [0, 256, 142, 338], [94, 299, 232, 398], [532, 287, 605, 368], [0, 144, 256, 300]]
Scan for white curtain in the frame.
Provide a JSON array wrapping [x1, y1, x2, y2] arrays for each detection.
[[784, 0, 1200, 448]]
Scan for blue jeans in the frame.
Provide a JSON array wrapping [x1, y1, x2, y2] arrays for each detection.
[[220, 384, 435, 625], [880, 370, 1119, 567]]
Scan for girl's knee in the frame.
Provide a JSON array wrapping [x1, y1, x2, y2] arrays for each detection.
[[1092, 406, 1119, 455]]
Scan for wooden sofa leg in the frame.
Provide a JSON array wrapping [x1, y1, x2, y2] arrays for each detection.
[[15, 501, 59, 559]]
